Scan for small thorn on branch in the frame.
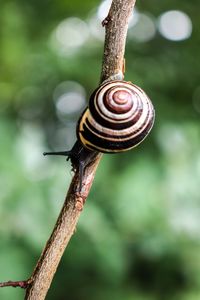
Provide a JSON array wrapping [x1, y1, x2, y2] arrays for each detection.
[[0, 280, 29, 289], [102, 15, 112, 27]]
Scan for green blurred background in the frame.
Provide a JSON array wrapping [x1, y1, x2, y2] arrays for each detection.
[[0, 0, 200, 299]]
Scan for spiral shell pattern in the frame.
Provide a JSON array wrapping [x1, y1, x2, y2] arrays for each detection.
[[77, 80, 155, 153]]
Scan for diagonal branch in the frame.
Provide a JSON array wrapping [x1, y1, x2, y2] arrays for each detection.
[[26, 1, 136, 299], [0, 1, 136, 299]]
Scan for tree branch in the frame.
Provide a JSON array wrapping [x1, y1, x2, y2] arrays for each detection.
[[0, 280, 29, 289], [0, 1, 136, 299], [101, 0, 136, 82]]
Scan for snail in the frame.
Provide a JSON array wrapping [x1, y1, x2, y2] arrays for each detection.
[[44, 78, 155, 190]]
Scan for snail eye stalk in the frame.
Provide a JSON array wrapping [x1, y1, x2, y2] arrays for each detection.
[[43, 151, 71, 157]]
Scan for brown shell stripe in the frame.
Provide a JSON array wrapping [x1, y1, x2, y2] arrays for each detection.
[[77, 81, 155, 153]]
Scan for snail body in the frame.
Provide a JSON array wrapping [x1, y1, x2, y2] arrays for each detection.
[[77, 80, 155, 153]]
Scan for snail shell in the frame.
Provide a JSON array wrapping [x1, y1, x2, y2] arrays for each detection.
[[77, 80, 155, 153]]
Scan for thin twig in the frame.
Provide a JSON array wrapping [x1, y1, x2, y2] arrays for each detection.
[[0, 280, 29, 289], [0, 1, 136, 299]]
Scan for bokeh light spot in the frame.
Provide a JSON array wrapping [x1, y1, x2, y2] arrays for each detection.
[[97, 0, 112, 21], [53, 81, 86, 119], [158, 10, 192, 41], [128, 8, 140, 29], [88, 14, 104, 41], [128, 13, 156, 42], [51, 17, 89, 56]]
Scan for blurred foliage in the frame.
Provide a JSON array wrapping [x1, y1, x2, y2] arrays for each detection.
[[0, 0, 200, 299]]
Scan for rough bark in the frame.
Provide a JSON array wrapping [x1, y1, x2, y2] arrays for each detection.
[[101, 0, 136, 82]]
